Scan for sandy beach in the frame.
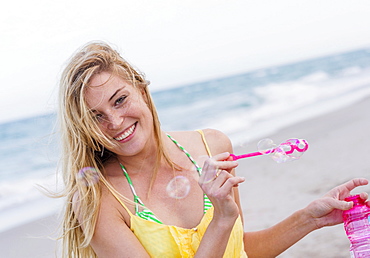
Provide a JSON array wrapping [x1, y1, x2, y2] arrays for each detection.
[[238, 96, 370, 257], [0, 213, 61, 257], [1, 97, 369, 258]]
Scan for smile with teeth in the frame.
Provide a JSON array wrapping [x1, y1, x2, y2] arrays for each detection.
[[114, 123, 136, 141]]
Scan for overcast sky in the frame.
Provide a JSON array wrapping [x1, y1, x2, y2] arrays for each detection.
[[1, 0, 370, 123]]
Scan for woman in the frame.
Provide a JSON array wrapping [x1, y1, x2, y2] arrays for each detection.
[[58, 41, 369, 257]]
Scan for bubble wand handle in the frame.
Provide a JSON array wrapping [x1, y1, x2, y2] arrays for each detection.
[[230, 150, 273, 160], [230, 139, 309, 161]]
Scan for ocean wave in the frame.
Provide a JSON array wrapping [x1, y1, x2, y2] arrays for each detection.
[[0, 172, 61, 211]]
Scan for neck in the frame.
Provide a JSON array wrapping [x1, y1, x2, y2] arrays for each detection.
[[116, 131, 168, 175]]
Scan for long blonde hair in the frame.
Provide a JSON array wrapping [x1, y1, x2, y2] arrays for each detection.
[[58, 41, 173, 257]]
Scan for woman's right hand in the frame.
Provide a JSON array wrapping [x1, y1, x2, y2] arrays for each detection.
[[199, 152, 245, 220], [304, 178, 369, 229]]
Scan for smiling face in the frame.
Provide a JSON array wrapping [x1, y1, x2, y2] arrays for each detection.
[[85, 72, 155, 157]]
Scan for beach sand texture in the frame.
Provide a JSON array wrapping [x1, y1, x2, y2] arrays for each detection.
[[0, 97, 369, 258], [238, 97, 370, 257]]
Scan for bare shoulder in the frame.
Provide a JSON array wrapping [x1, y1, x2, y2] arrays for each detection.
[[201, 128, 233, 154], [166, 129, 233, 156]]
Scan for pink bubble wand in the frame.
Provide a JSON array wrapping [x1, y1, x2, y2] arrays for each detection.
[[230, 138, 309, 163]]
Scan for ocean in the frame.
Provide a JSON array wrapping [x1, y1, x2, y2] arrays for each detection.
[[1, 48, 370, 233]]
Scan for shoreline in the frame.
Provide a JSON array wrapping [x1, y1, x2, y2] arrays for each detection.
[[1, 96, 369, 257]]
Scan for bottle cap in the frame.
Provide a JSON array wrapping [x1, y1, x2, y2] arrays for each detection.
[[345, 195, 364, 205]]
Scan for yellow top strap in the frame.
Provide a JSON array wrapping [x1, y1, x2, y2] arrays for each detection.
[[196, 129, 212, 157]]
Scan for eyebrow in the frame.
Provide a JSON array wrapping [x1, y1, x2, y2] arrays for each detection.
[[90, 86, 126, 113], [109, 87, 123, 102]]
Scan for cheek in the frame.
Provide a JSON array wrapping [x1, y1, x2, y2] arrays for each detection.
[[130, 94, 151, 116], [135, 102, 154, 127], [141, 101, 154, 119]]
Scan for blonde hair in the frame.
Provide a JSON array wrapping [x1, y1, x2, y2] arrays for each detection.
[[58, 41, 174, 257]]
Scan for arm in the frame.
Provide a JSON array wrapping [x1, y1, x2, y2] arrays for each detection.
[[243, 178, 369, 258], [90, 207, 150, 257], [195, 129, 246, 257], [244, 208, 314, 258]]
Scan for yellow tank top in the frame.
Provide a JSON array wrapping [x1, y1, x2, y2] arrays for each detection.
[[106, 130, 248, 257], [112, 198, 247, 257]]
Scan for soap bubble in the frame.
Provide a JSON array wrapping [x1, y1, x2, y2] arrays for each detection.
[[282, 139, 304, 160], [166, 176, 191, 199], [77, 167, 100, 186], [274, 138, 309, 163], [257, 138, 276, 155], [271, 146, 290, 163], [199, 166, 220, 185]]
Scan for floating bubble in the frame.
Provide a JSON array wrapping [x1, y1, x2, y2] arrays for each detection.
[[166, 176, 191, 199], [199, 166, 220, 185], [274, 138, 309, 163], [271, 146, 290, 163], [257, 138, 276, 155], [77, 167, 100, 186]]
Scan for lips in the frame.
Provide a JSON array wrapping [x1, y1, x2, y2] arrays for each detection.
[[113, 123, 137, 141]]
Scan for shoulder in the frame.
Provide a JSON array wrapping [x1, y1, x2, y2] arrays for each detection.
[[90, 183, 149, 256], [201, 128, 233, 154], [166, 129, 233, 155]]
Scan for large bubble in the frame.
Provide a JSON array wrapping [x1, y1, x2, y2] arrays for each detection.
[[77, 167, 100, 186], [257, 138, 276, 155], [166, 176, 191, 199]]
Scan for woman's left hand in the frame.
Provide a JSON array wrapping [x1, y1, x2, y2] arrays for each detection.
[[199, 152, 245, 220], [305, 178, 369, 229]]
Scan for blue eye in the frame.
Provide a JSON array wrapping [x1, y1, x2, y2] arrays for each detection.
[[115, 96, 126, 106], [95, 113, 104, 122]]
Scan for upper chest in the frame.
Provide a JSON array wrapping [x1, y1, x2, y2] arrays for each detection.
[[109, 164, 206, 229], [105, 131, 211, 228]]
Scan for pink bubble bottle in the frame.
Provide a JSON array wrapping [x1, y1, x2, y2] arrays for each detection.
[[343, 195, 370, 257]]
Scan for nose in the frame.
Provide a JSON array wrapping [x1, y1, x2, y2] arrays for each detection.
[[106, 110, 124, 130]]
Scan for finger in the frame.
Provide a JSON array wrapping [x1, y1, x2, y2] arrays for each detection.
[[210, 153, 239, 166], [202, 159, 237, 175], [199, 166, 226, 186], [231, 177, 246, 187], [211, 170, 244, 190], [203, 154, 238, 169], [211, 170, 230, 188], [358, 192, 370, 208], [215, 161, 238, 171], [212, 152, 232, 161], [225, 155, 236, 161], [216, 176, 246, 196], [327, 197, 353, 211], [342, 178, 369, 192], [360, 192, 369, 201]]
